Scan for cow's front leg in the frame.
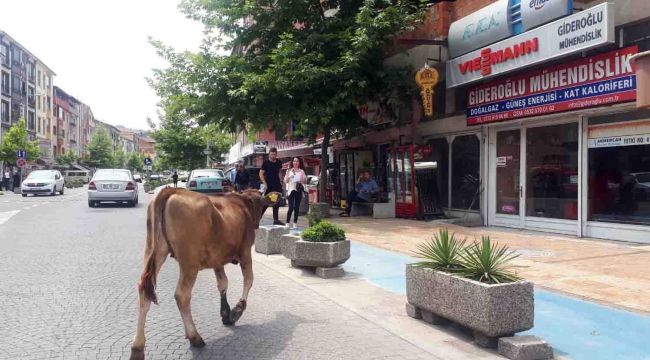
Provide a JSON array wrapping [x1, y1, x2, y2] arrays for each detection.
[[174, 268, 204, 347], [214, 267, 232, 325], [231, 253, 253, 324]]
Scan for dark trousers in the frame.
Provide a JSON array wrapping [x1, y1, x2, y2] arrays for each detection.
[[286, 190, 303, 223], [345, 190, 367, 215], [263, 188, 282, 222]]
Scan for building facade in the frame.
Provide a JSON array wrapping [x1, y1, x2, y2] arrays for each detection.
[[313, 0, 650, 244], [36, 61, 55, 164], [78, 102, 96, 158]]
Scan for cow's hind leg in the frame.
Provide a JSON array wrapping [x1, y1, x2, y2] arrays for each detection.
[[214, 267, 233, 325], [174, 268, 204, 347], [230, 251, 253, 324], [130, 249, 169, 360]]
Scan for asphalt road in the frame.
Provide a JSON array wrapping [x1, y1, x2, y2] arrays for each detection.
[[0, 186, 434, 360]]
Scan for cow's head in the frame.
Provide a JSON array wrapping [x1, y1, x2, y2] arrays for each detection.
[[240, 189, 282, 228]]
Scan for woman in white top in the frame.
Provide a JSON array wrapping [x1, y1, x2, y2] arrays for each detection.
[[284, 157, 308, 229]]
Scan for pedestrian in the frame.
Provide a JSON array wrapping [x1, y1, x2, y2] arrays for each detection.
[[2, 169, 9, 191], [234, 163, 250, 192], [284, 157, 307, 229], [12, 170, 20, 191], [339, 170, 378, 217], [260, 147, 284, 225], [172, 171, 179, 188]]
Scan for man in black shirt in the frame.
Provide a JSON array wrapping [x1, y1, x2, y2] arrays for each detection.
[[260, 147, 284, 225]]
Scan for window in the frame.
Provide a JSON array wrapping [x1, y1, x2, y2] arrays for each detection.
[[1, 100, 8, 123], [526, 123, 579, 220], [28, 87, 35, 107], [12, 75, 20, 92], [428, 138, 450, 208], [37, 116, 41, 133], [451, 135, 481, 210], [53, 125, 57, 136], [28, 111, 35, 130], [1, 71, 9, 94], [37, 70, 41, 87], [0, 43, 8, 67]]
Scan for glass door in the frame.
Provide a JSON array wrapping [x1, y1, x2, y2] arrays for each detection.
[[492, 129, 524, 227]]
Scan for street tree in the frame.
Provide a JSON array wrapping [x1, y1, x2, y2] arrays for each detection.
[[85, 129, 114, 169], [0, 118, 41, 166], [56, 152, 79, 167], [112, 148, 127, 169], [150, 0, 427, 200], [126, 152, 145, 173]]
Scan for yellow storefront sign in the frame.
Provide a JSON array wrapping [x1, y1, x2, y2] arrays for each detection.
[[416, 66, 439, 117]]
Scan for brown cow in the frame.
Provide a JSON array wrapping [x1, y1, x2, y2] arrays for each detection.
[[129, 187, 280, 360]]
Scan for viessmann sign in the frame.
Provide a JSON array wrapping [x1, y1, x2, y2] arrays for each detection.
[[466, 46, 638, 126], [447, 2, 614, 88]]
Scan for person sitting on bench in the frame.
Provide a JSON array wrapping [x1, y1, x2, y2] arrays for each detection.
[[340, 170, 378, 217]]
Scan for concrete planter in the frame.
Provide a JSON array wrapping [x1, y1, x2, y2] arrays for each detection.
[[254, 225, 290, 255], [289, 239, 350, 278], [280, 234, 301, 259], [308, 202, 331, 219], [406, 265, 533, 343]]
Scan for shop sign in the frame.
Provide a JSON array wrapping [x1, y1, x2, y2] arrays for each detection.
[[253, 141, 268, 154], [356, 101, 396, 126], [447, 2, 614, 88], [466, 45, 637, 126], [449, 0, 573, 58], [415, 66, 439, 117], [588, 134, 650, 148], [448, 0, 512, 58], [496, 156, 508, 167]]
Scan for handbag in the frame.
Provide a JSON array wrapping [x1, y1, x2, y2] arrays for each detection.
[[296, 182, 305, 194]]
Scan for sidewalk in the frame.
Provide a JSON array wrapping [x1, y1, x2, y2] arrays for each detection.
[[278, 207, 650, 315]]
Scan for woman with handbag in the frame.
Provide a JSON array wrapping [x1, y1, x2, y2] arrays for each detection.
[[284, 157, 307, 229]]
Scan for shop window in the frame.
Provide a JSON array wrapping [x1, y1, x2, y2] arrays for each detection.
[[526, 123, 579, 220], [427, 138, 449, 208], [589, 137, 650, 226], [451, 135, 480, 210]]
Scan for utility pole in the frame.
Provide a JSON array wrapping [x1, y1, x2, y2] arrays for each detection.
[[204, 141, 213, 168]]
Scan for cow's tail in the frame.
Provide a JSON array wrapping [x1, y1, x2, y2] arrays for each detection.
[[139, 188, 175, 305]]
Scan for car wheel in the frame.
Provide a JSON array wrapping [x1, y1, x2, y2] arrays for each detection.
[[22, 193, 27, 197], [60, 186, 64, 195]]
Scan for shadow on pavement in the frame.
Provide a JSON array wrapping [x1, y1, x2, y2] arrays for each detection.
[[190, 311, 311, 359]]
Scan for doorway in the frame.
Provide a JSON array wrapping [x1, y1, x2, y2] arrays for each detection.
[[489, 121, 580, 234]]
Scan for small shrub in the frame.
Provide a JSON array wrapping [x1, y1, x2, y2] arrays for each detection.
[[301, 221, 345, 242], [413, 228, 465, 272], [457, 236, 521, 284]]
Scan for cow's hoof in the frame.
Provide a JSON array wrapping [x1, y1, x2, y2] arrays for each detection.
[[129, 348, 145, 360], [222, 316, 235, 326], [189, 336, 206, 348]]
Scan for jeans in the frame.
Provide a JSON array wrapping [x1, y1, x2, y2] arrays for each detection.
[[345, 190, 367, 215], [286, 190, 303, 223]]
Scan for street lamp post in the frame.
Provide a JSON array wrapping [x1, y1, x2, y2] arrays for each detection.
[[203, 141, 213, 168]]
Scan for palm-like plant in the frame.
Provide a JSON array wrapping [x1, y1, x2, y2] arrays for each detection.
[[458, 236, 520, 284], [413, 228, 465, 271]]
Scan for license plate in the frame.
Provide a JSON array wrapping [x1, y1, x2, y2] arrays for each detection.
[[102, 184, 120, 190], [204, 182, 217, 189]]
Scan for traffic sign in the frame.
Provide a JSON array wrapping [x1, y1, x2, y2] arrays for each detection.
[[144, 158, 152, 166], [17, 150, 26, 159], [144, 165, 152, 171], [16, 158, 26, 168]]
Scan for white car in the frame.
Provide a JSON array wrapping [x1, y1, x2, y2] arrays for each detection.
[[21, 170, 65, 197], [88, 169, 139, 207]]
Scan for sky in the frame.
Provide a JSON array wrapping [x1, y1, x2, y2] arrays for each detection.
[[0, 0, 205, 130]]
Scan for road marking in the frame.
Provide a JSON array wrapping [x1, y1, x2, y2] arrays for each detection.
[[0, 210, 20, 225]]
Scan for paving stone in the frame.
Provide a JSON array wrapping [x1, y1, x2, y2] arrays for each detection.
[[498, 335, 554, 360], [315, 266, 345, 278]]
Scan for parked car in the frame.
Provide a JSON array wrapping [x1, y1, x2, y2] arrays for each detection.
[[21, 170, 65, 197], [178, 170, 189, 182], [133, 174, 142, 183], [88, 169, 139, 207], [186, 169, 231, 193], [64, 170, 91, 183], [224, 166, 262, 190]]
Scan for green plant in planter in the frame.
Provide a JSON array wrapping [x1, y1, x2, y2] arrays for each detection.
[[301, 221, 345, 242], [458, 235, 520, 284], [413, 228, 465, 272]]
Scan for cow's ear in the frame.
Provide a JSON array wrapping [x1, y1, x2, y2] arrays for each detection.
[[263, 191, 281, 206]]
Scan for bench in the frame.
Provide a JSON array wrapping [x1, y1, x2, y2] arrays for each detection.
[[350, 192, 394, 219]]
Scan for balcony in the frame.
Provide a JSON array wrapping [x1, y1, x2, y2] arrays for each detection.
[[28, 97, 35, 108], [1, 86, 9, 96]]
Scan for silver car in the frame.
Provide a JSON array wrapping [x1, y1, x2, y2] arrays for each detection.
[[88, 169, 139, 207]]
